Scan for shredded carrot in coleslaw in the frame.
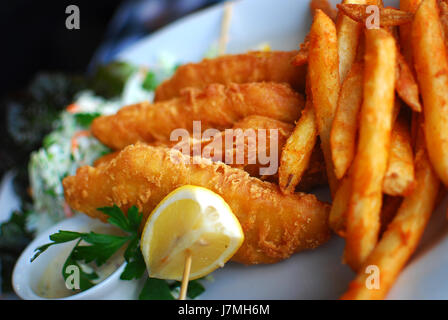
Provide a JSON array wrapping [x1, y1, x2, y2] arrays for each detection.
[[71, 130, 91, 152], [66, 103, 80, 113]]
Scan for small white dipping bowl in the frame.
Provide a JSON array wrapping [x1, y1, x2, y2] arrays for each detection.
[[13, 214, 145, 300]]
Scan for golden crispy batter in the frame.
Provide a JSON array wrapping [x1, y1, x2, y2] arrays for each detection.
[[92, 82, 304, 150], [154, 51, 306, 101], [231, 115, 294, 133], [63, 143, 330, 265], [93, 151, 119, 167], [228, 116, 327, 190], [93, 116, 327, 191], [196, 115, 293, 177]]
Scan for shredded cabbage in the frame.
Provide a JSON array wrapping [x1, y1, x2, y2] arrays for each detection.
[[27, 61, 176, 234]]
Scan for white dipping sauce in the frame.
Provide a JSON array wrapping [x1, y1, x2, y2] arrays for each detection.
[[35, 225, 126, 299]]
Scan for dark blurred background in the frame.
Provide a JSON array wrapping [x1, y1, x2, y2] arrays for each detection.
[[0, 0, 222, 98], [0, 0, 223, 178], [1, 0, 118, 97]]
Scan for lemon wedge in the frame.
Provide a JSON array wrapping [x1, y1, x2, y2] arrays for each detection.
[[140, 185, 244, 280]]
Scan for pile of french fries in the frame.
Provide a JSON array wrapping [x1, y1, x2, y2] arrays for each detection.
[[282, 0, 448, 299]]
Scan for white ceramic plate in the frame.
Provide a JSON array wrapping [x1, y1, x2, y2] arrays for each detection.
[[111, 0, 448, 299], [4, 0, 448, 299]]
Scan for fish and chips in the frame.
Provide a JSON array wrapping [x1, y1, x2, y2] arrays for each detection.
[[59, 0, 448, 300]]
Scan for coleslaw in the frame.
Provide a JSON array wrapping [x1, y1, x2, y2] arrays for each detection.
[[27, 58, 177, 235]]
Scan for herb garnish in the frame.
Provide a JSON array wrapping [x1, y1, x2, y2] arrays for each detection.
[[142, 71, 158, 91], [31, 205, 204, 299], [74, 112, 101, 127]]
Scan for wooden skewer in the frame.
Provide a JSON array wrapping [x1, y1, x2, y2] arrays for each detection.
[[218, 1, 234, 56], [178, 250, 192, 300]]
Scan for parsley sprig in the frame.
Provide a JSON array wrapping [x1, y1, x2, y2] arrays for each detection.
[[74, 112, 101, 127], [31, 205, 204, 299]]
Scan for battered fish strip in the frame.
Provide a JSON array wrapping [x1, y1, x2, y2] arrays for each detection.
[[229, 116, 327, 190], [93, 116, 327, 191], [92, 82, 304, 150], [154, 51, 306, 101], [63, 143, 331, 265]]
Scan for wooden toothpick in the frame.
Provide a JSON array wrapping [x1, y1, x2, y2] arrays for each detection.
[[179, 250, 192, 300], [218, 1, 234, 56]]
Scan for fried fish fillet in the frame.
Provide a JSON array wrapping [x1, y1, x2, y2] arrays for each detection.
[[93, 116, 327, 191], [92, 82, 304, 150], [63, 143, 330, 265], [154, 51, 306, 101]]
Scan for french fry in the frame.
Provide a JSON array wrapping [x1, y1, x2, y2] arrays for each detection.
[[331, 61, 363, 180], [413, 0, 448, 187], [295, 0, 369, 76], [299, 0, 338, 68], [380, 195, 402, 235], [338, 4, 414, 26], [383, 114, 416, 196], [279, 99, 318, 194], [399, 0, 422, 66], [308, 9, 341, 196], [329, 170, 352, 237], [330, 178, 407, 238], [341, 124, 440, 300], [439, 0, 448, 46], [310, 0, 338, 21], [395, 52, 422, 112], [329, 100, 403, 236], [336, 0, 367, 82], [345, 28, 396, 271]]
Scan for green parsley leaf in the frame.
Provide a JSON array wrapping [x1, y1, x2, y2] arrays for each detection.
[[42, 134, 57, 148], [171, 279, 206, 299], [138, 278, 175, 300], [98, 205, 133, 233], [187, 280, 205, 299], [185, 280, 206, 299], [31, 205, 205, 300], [73, 233, 130, 267], [50, 230, 83, 243], [30, 243, 53, 262], [126, 206, 143, 232], [120, 237, 146, 280], [120, 253, 146, 280], [44, 189, 57, 197], [31, 230, 83, 262], [99, 149, 112, 157], [142, 71, 158, 91], [123, 236, 139, 262], [62, 239, 98, 292], [90, 61, 137, 98], [74, 112, 101, 127]]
